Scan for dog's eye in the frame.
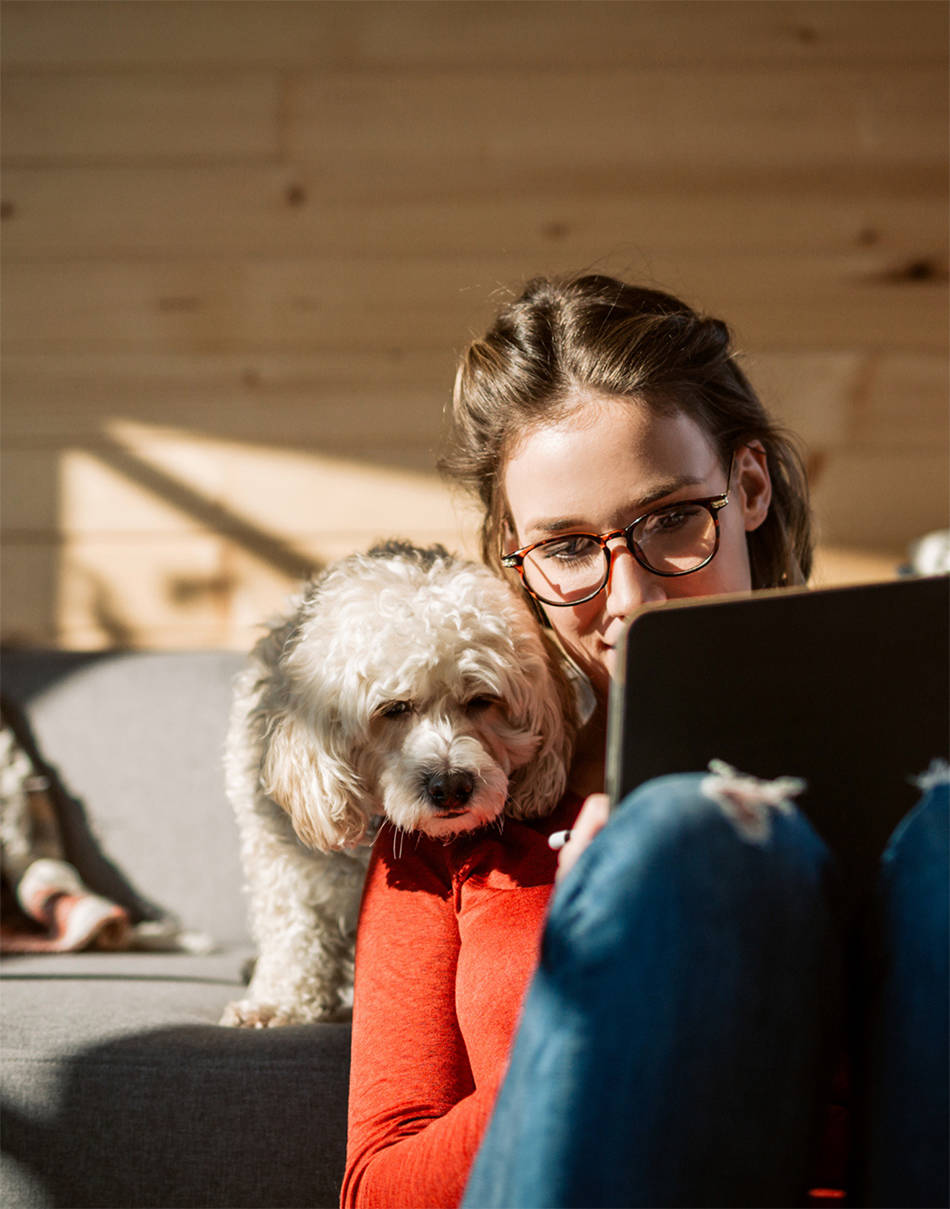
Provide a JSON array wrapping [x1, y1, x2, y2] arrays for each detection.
[[379, 700, 412, 719], [465, 695, 498, 714]]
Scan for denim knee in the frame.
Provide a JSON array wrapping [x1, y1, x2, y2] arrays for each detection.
[[544, 770, 838, 973], [873, 779, 949, 985], [859, 780, 948, 1208], [880, 779, 948, 901]]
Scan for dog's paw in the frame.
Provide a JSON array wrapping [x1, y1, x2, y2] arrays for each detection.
[[219, 998, 299, 1028], [219, 997, 343, 1028]]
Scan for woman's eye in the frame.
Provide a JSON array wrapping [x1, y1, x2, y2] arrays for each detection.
[[380, 701, 412, 719], [539, 536, 600, 564], [645, 505, 701, 534]]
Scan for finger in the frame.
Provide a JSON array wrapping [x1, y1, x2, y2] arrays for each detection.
[[555, 794, 610, 882], [572, 793, 610, 842]]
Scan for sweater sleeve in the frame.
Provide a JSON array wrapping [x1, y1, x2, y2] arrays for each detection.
[[340, 832, 501, 1209]]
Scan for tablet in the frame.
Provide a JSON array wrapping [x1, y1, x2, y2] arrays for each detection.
[[605, 574, 949, 888]]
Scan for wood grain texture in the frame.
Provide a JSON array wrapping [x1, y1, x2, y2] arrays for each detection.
[[3, 1, 945, 70], [2, 0, 946, 649], [1, 71, 279, 162], [3, 168, 946, 262], [4, 254, 947, 352]]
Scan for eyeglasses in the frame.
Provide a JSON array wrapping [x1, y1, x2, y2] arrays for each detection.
[[501, 456, 733, 608]]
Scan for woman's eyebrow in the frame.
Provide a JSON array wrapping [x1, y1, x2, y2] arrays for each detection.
[[528, 474, 708, 535]]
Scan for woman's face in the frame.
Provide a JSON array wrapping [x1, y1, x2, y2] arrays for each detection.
[[502, 393, 772, 699]]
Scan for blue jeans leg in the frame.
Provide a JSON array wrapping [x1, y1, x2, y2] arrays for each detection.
[[858, 781, 949, 1209], [463, 772, 845, 1209]]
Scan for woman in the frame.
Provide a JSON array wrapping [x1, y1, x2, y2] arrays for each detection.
[[341, 275, 947, 1209]]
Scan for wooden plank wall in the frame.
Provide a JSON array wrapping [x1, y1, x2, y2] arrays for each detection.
[[2, 0, 947, 650]]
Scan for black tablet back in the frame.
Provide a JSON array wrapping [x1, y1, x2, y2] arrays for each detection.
[[606, 575, 949, 888]]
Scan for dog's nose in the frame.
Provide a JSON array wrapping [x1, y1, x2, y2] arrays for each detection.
[[425, 770, 475, 810]]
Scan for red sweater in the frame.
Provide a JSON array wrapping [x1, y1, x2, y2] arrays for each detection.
[[342, 796, 847, 1209], [341, 794, 582, 1209]]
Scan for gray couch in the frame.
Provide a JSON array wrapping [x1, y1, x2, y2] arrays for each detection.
[[1, 649, 350, 1209]]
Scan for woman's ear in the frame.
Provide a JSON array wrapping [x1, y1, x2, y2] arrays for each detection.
[[735, 441, 772, 534]]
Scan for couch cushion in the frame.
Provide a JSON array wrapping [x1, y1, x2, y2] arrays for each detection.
[[1, 948, 351, 1208], [1, 948, 255, 1047]]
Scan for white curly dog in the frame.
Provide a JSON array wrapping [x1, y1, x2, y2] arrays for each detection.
[[221, 541, 575, 1027]]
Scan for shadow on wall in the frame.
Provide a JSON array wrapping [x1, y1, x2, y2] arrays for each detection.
[[89, 434, 320, 584], [3, 429, 327, 648]]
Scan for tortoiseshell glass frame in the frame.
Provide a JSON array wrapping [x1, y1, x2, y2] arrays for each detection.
[[501, 454, 734, 608]]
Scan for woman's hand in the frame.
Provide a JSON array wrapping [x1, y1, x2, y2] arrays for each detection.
[[555, 793, 610, 883]]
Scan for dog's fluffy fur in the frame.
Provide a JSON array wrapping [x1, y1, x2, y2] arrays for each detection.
[[221, 541, 575, 1027]]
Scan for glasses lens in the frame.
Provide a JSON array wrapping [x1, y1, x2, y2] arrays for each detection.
[[633, 503, 717, 574], [522, 536, 607, 605]]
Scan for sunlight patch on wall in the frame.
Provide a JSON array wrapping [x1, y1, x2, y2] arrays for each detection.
[[50, 421, 482, 649]]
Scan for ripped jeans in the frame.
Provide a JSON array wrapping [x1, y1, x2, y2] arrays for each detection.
[[462, 770, 949, 1209]]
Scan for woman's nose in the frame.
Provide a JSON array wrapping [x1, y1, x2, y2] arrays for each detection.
[[603, 544, 666, 617]]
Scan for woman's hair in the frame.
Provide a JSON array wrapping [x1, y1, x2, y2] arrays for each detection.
[[440, 273, 813, 590]]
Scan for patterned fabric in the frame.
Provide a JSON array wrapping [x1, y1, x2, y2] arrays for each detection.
[[2, 856, 132, 953], [0, 717, 133, 953], [0, 714, 211, 955]]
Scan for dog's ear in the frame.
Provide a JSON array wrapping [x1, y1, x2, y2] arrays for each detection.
[[261, 709, 371, 852], [506, 642, 577, 820]]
